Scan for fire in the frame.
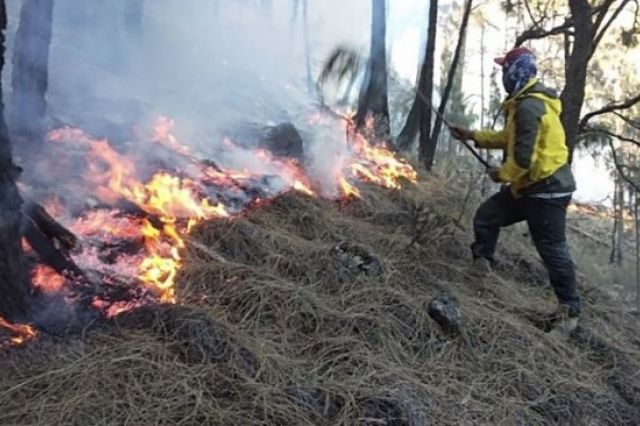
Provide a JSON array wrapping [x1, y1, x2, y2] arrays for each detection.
[[345, 124, 418, 190], [48, 125, 232, 302], [340, 177, 361, 198], [32, 265, 66, 294], [0, 316, 37, 348], [294, 180, 315, 197], [28, 112, 417, 324], [68, 210, 143, 239]]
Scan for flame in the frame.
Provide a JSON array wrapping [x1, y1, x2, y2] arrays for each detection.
[[32, 265, 66, 294], [48, 126, 232, 302], [68, 210, 143, 239], [345, 125, 418, 191], [294, 180, 315, 197], [0, 316, 37, 348], [340, 177, 361, 198], [37, 112, 417, 321]]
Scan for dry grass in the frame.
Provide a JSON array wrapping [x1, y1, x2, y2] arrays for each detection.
[[1, 176, 639, 425]]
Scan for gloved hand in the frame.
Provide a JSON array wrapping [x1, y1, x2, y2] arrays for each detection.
[[450, 127, 475, 141]]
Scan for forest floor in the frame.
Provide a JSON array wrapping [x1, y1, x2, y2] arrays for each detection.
[[0, 175, 639, 425]]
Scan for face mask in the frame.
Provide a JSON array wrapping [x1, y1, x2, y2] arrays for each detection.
[[501, 68, 514, 94], [501, 54, 537, 95]]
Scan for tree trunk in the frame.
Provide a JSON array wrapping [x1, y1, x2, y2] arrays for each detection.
[[396, 0, 438, 153], [610, 176, 624, 265], [355, 0, 390, 140], [11, 0, 54, 147], [560, 0, 594, 162], [427, 0, 473, 170], [0, 0, 30, 320], [635, 191, 639, 311]]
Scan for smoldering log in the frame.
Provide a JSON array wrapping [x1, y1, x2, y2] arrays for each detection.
[[18, 198, 86, 282], [22, 199, 78, 251], [21, 215, 82, 278]]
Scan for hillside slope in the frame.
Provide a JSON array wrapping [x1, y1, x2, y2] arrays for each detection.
[[1, 178, 639, 425]]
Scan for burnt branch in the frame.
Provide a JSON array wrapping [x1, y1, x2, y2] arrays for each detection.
[[579, 93, 640, 130], [22, 217, 83, 278], [23, 200, 78, 251]]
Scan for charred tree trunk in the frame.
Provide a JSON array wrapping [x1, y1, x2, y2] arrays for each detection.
[[11, 0, 54, 147], [0, 1, 30, 320], [396, 0, 438, 153], [560, 0, 594, 162], [355, 0, 390, 141], [428, 0, 473, 170]]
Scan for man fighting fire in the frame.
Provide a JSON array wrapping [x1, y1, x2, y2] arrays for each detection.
[[451, 47, 581, 335]]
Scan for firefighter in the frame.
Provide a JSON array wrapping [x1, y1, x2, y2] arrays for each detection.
[[451, 47, 581, 335]]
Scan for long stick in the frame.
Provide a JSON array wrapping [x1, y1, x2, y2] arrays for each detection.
[[414, 88, 492, 169]]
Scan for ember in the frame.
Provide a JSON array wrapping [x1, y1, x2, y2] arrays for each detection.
[[31, 265, 66, 294], [0, 316, 37, 348]]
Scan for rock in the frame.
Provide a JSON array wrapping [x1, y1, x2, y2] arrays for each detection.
[[330, 241, 383, 276], [259, 122, 304, 159], [427, 294, 463, 335]]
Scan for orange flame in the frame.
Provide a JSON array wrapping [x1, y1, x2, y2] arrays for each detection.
[[41, 113, 417, 318], [48, 126, 232, 302], [340, 177, 361, 198], [345, 126, 417, 191], [31, 265, 66, 294], [0, 316, 37, 348]]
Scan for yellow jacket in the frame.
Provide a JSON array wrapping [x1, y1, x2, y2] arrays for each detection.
[[474, 78, 575, 196]]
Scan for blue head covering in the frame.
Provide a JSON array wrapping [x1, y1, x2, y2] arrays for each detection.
[[502, 53, 537, 95]]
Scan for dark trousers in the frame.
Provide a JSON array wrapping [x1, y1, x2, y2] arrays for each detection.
[[472, 188, 581, 316]]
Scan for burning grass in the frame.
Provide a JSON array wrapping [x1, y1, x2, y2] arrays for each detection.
[[0, 179, 639, 425]]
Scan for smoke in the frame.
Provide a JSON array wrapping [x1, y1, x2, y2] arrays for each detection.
[[4, 1, 378, 196]]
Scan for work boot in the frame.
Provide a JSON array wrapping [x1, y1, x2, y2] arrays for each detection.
[[549, 305, 579, 337]]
